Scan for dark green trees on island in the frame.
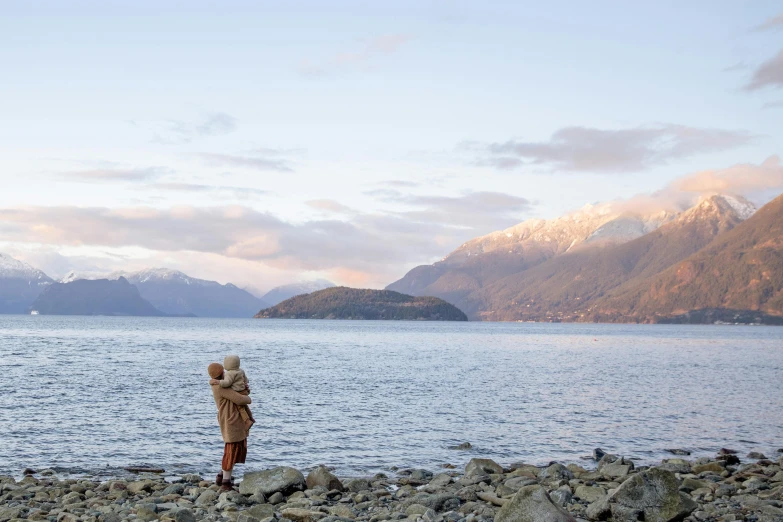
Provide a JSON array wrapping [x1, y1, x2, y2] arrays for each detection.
[[254, 287, 468, 321]]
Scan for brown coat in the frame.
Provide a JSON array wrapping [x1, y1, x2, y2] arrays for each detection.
[[210, 385, 252, 443]]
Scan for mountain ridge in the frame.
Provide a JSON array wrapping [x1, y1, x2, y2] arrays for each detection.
[[31, 277, 166, 316], [255, 287, 468, 321], [387, 194, 772, 323], [60, 267, 267, 317]]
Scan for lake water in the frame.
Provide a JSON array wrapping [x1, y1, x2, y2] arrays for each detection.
[[1, 316, 782, 479]]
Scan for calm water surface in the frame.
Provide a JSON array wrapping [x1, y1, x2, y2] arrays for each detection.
[[0, 316, 781, 478]]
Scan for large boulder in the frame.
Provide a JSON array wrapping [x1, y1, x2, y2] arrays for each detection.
[[239, 466, 306, 496], [605, 468, 697, 522], [495, 485, 576, 522], [465, 458, 503, 476], [306, 466, 344, 491]]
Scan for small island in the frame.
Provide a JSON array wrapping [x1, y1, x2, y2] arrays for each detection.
[[254, 287, 468, 321]]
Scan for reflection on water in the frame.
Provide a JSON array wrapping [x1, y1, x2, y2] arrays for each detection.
[[0, 316, 781, 477]]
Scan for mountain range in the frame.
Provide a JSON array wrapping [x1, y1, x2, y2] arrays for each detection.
[[260, 279, 336, 306], [31, 277, 166, 317], [388, 193, 783, 324], [0, 261, 269, 317], [0, 253, 55, 314]]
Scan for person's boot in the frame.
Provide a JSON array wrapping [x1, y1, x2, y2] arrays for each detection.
[[220, 478, 234, 491], [215, 473, 223, 486]]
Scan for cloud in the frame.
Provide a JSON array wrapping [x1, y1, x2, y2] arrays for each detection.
[[474, 124, 753, 173], [370, 190, 533, 230], [755, 13, 783, 32], [762, 100, 783, 109], [150, 111, 238, 143], [305, 199, 355, 214], [63, 167, 168, 183], [745, 49, 783, 91], [151, 183, 271, 198], [200, 153, 294, 172], [298, 33, 413, 77], [668, 156, 783, 197], [0, 188, 534, 288]]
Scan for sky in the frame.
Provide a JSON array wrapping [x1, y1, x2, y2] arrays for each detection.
[[1, 1, 782, 294]]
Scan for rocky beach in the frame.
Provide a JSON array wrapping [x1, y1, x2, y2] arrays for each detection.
[[2, 449, 783, 522]]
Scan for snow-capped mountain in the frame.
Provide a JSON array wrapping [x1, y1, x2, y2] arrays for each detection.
[[387, 194, 758, 320], [0, 253, 53, 282], [59, 267, 268, 317], [445, 203, 680, 264], [261, 279, 336, 307], [0, 253, 54, 313]]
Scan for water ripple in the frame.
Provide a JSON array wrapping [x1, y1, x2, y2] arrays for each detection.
[[0, 316, 781, 477]]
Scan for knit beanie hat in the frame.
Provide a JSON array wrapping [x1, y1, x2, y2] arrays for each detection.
[[208, 363, 224, 379]]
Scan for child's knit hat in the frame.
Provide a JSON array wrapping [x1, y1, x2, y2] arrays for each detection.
[[224, 355, 241, 371]]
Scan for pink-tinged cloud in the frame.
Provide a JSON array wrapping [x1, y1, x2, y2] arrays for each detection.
[[477, 124, 753, 173], [745, 49, 783, 91], [670, 156, 783, 195], [755, 13, 783, 32]]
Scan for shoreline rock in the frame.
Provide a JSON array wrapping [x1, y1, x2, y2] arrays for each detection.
[[1, 453, 782, 522]]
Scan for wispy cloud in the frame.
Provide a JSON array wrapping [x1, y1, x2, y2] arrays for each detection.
[[151, 183, 271, 199], [755, 13, 783, 32], [62, 167, 169, 183], [370, 190, 533, 230], [306, 199, 356, 214], [669, 155, 783, 197], [147, 111, 238, 144], [298, 33, 413, 77], [200, 153, 294, 172], [762, 99, 783, 109], [471, 124, 754, 173], [745, 49, 783, 91]]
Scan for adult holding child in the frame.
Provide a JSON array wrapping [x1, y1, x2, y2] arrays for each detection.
[[208, 361, 253, 491]]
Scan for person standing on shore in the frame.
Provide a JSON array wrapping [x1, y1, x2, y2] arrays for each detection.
[[208, 362, 253, 491]]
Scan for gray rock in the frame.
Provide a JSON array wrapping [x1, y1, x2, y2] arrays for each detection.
[[195, 489, 218, 505], [281, 507, 326, 522], [495, 485, 576, 522], [657, 458, 692, 474], [600, 462, 631, 479], [410, 469, 434, 482], [504, 477, 538, 491], [181, 474, 202, 483], [666, 449, 691, 456], [607, 468, 697, 522], [268, 492, 285, 504], [448, 442, 472, 450], [162, 483, 185, 496], [539, 463, 574, 481], [429, 473, 453, 488], [246, 504, 277, 520], [748, 452, 768, 460], [465, 458, 503, 477], [574, 486, 606, 504], [550, 486, 573, 507], [405, 504, 429, 516], [306, 467, 344, 492], [240, 467, 307, 497], [343, 479, 371, 493], [237, 514, 263, 522], [174, 508, 196, 522], [220, 489, 251, 505], [403, 493, 460, 512]]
